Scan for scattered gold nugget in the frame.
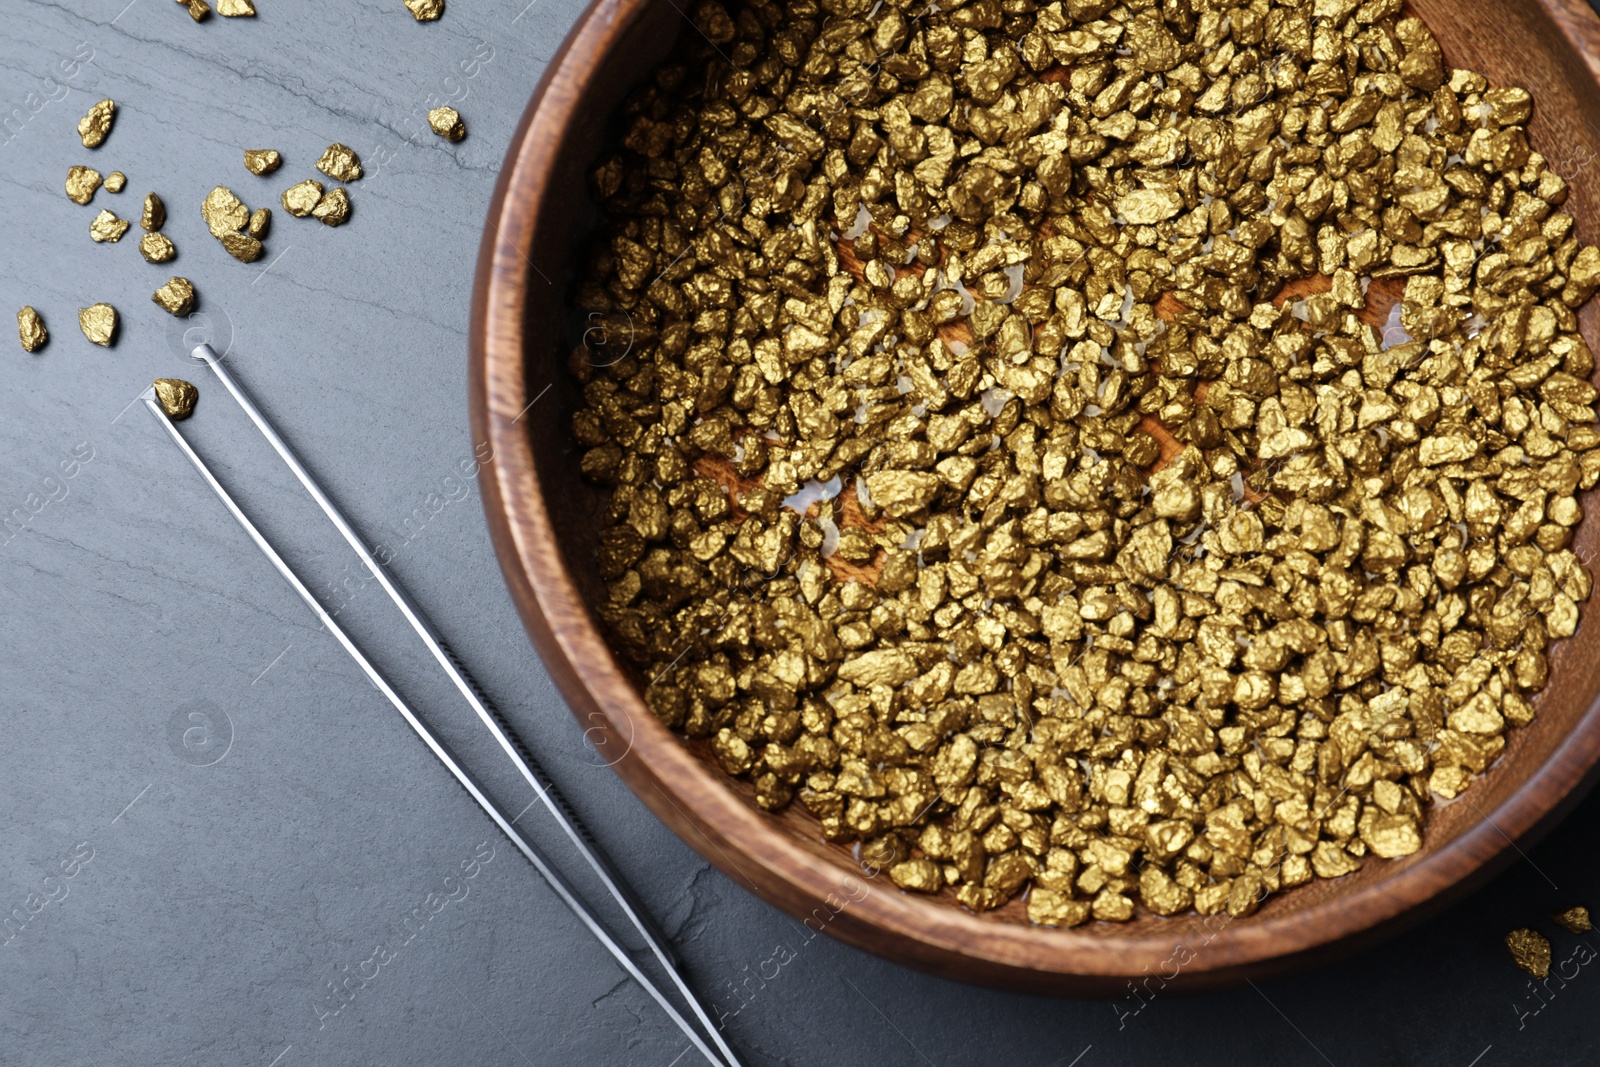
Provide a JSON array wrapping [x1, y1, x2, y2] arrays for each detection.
[[141, 192, 166, 231], [405, 0, 442, 20], [281, 179, 323, 216], [188, 0, 210, 20], [77, 99, 114, 148], [217, 0, 255, 14], [243, 148, 281, 175], [247, 207, 270, 238], [104, 171, 126, 193], [89, 209, 130, 243], [201, 185, 249, 238], [311, 187, 350, 226], [65, 166, 101, 205], [152, 277, 197, 316], [140, 232, 177, 263], [153, 378, 199, 420], [16, 307, 46, 353], [427, 106, 466, 142], [1507, 929, 1553, 978], [315, 143, 362, 182], [221, 231, 263, 262], [1554, 907, 1593, 934], [78, 304, 117, 347]]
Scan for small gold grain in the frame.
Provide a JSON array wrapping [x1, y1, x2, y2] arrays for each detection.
[[247, 207, 270, 238], [78, 304, 117, 347], [405, 0, 443, 20], [281, 179, 323, 217], [141, 192, 166, 231], [103, 171, 126, 193], [220, 231, 264, 262], [216, 0, 255, 14], [243, 149, 281, 175], [201, 185, 249, 238], [188, 0, 210, 20], [152, 277, 196, 316], [89, 209, 130, 243], [1507, 929, 1553, 978], [315, 143, 362, 182], [139, 232, 177, 263], [65, 166, 101, 205], [76, 99, 114, 148], [16, 307, 46, 353], [311, 187, 350, 226], [153, 378, 199, 420], [1553, 906, 1593, 934], [427, 106, 466, 142]]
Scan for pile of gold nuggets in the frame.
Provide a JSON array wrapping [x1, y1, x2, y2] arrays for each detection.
[[571, 0, 1600, 926]]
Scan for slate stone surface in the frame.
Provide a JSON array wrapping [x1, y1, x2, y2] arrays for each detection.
[[0, 1, 1597, 1065]]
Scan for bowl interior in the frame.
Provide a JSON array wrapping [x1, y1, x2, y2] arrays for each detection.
[[486, 0, 1600, 987]]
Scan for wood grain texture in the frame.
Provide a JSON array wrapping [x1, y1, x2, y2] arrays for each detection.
[[470, 0, 1600, 993]]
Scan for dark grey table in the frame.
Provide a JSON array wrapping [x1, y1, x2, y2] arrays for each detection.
[[2, 2, 1597, 1064]]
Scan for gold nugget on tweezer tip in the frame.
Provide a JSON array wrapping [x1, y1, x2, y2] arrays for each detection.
[[17, 307, 46, 353], [78, 304, 117, 347], [77, 99, 114, 148], [153, 378, 199, 419]]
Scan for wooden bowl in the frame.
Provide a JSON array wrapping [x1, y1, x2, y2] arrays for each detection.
[[471, 0, 1600, 993]]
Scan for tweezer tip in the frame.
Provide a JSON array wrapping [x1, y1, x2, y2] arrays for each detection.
[[189, 342, 217, 362]]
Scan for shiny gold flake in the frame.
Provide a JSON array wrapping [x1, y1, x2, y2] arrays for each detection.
[[1507, 929, 1552, 978], [1553, 906, 1593, 934], [427, 106, 466, 142], [217, 0, 255, 14], [77, 304, 116, 347], [405, 0, 442, 20], [65, 166, 101, 205], [153, 378, 199, 420], [16, 307, 46, 353], [103, 171, 126, 193], [221, 231, 263, 262], [243, 148, 280, 175], [77, 99, 114, 148], [315, 143, 362, 182], [139, 232, 177, 263], [89, 210, 130, 243], [141, 192, 166, 231], [280, 179, 323, 216], [311, 187, 350, 226], [201, 185, 249, 238], [247, 207, 270, 238], [152, 277, 196, 316]]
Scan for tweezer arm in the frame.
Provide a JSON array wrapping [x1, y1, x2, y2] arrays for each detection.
[[142, 393, 726, 1067], [190, 344, 740, 1067]]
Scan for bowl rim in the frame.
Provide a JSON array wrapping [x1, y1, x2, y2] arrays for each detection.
[[470, 0, 1600, 991]]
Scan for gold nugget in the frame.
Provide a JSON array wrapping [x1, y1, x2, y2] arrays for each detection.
[[1507, 929, 1552, 978], [217, 0, 255, 14], [140, 233, 177, 263], [153, 378, 199, 420], [201, 185, 249, 238], [141, 192, 166, 231], [427, 106, 466, 142], [281, 179, 323, 216], [221, 232, 264, 262], [247, 207, 270, 238], [188, 0, 210, 20], [152, 277, 197, 316], [78, 304, 116, 347], [1553, 907, 1593, 934], [89, 210, 130, 243], [65, 166, 101, 205], [243, 148, 281, 175], [405, 0, 443, 20], [104, 171, 126, 193], [77, 99, 114, 148], [311, 187, 350, 226], [315, 143, 362, 182], [16, 307, 46, 353]]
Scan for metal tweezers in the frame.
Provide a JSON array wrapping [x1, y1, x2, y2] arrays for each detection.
[[144, 343, 740, 1067]]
